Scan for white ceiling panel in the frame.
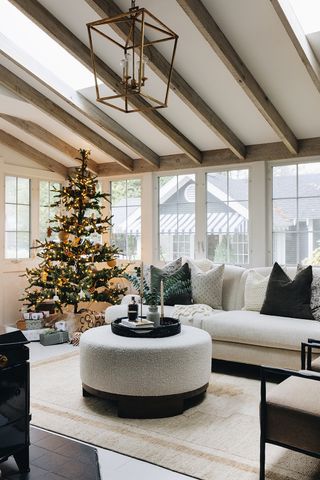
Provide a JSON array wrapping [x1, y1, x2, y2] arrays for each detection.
[[38, 0, 277, 147], [202, 0, 320, 139]]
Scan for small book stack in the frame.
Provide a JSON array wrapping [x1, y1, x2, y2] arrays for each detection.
[[121, 319, 154, 328]]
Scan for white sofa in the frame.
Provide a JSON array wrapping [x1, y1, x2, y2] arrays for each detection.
[[105, 265, 320, 370]]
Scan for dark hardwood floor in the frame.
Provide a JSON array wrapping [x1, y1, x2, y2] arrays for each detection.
[[1, 426, 100, 480]]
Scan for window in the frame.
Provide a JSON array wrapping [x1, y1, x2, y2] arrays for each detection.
[[206, 169, 249, 265], [5, 176, 30, 259], [111, 179, 141, 260], [272, 162, 320, 265], [158, 175, 195, 261], [39, 180, 60, 241]]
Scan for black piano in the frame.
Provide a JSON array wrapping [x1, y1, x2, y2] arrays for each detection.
[[0, 327, 30, 473]]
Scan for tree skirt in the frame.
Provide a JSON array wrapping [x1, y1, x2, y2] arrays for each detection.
[[30, 352, 320, 480]]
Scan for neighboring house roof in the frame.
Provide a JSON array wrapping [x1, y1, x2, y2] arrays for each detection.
[[273, 173, 320, 227], [112, 175, 248, 234]]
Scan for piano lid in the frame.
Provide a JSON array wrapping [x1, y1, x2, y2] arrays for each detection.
[[0, 326, 29, 346]]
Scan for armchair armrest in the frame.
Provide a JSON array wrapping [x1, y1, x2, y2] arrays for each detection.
[[301, 339, 320, 370]]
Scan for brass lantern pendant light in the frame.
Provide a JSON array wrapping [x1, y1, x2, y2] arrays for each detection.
[[87, 0, 178, 113]]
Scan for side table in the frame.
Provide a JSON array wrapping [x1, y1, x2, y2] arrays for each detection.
[[0, 328, 30, 473]]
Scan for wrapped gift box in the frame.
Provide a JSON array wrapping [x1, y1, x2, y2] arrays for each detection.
[[39, 330, 69, 346], [25, 319, 44, 330]]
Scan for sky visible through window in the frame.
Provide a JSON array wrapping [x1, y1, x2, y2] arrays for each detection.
[[288, 0, 320, 34], [0, 0, 96, 90]]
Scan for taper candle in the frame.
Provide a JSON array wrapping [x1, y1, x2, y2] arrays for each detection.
[[140, 262, 144, 297], [160, 279, 164, 319], [140, 262, 144, 319]]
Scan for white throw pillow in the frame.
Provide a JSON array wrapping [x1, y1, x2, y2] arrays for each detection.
[[243, 267, 290, 312], [243, 270, 270, 312], [189, 261, 224, 309], [182, 257, 215, 272]]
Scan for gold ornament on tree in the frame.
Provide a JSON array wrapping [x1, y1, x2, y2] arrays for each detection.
[[58, 231, 70, 242], [72, 237, 81, 247], [40, 271, 48, 282]]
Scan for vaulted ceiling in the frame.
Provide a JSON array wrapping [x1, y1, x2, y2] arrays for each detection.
[[1, 0, 320, 178]]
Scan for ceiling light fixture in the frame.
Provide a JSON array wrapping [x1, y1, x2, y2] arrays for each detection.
[[87, 0, 178, 113]]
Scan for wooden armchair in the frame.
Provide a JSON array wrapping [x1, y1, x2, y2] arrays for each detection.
[[301, 338, 320, 371], [260, 366, 320, 480]]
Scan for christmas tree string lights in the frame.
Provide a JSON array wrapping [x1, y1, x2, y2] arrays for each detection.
[[21, 149, 127, 314]]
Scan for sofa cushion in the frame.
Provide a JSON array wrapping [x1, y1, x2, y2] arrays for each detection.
[[202, 310, 320, 351], [260, 262, 313, 320], [221, 265, 246, 310], [189, 262, 224, 309]]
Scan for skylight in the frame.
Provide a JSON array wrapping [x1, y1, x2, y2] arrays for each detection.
[[0, 0, 96, 90], [288, 0, 320, 34]]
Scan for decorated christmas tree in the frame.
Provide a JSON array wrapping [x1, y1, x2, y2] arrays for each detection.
[[21, 149, 127, 314]]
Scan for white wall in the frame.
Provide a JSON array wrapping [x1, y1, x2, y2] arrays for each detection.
[[0, 146, 64, 326]]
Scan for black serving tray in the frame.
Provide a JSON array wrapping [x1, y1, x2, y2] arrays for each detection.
[[111, 317, 181, 338]]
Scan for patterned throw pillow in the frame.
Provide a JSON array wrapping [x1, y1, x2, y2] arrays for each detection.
[[298, 264, 320, 321], [243, 270, 270, 311], [189, 261, 224, 309], [150, 262, 192, 306], [144, 257, 182, 287]]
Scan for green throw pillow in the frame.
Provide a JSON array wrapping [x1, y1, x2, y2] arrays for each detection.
[[150, 262, 192, 306]]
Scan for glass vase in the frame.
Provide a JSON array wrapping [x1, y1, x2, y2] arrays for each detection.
[[147, 305, 160, 327]]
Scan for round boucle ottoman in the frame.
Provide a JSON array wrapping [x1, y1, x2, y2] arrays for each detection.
[[80, 325, 212, 418]]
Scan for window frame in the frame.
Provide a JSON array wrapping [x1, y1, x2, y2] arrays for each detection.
[[1, 165, 64, 267], [154, 165, 251, 267], [268, 157, 320, 266], [4, 174, 31, 260], [109, 176, 143, 261], [157, 172, 197, 262], [206, 168, 250, 266]]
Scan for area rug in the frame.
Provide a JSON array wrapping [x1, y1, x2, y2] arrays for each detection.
[[30, 352, 320, 480]]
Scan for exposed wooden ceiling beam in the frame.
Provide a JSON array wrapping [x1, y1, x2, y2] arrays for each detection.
[[98, 136, 320, 176], [0, 129, 68, 177], [271, 0, 320, 94], [85, 0, 245, 160], [0, 114, 100, 174], [0, 65, 133, 171], [0, 37, 159, 169], [8, 0, 202, 165], [177, 0, 298, 155]]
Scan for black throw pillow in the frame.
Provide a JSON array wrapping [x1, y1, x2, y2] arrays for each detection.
[[260, 262, 313, 319], [150, 262, 192, 306]]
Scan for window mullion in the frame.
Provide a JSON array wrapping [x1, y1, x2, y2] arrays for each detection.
[[195, 171, 206, 259], [31, 178, 39, 258]]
